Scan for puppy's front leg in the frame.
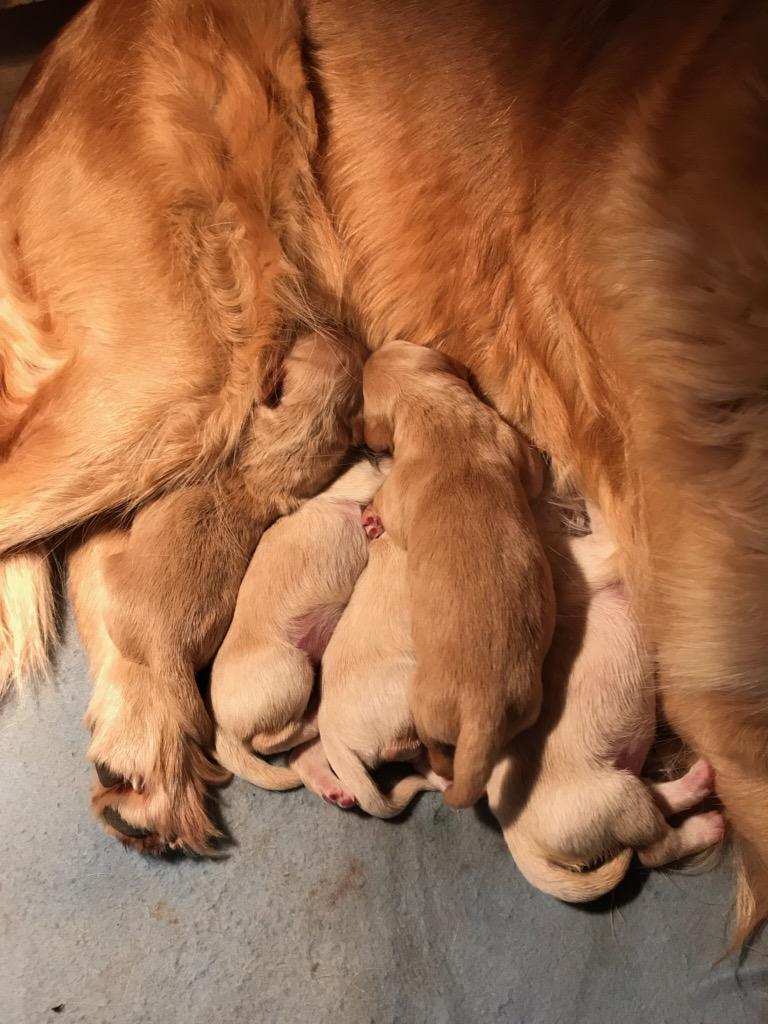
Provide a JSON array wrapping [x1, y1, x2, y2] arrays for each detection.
[[69, 528, 229, 854]]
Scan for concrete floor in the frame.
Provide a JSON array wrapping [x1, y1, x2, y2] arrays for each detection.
[[0, 6, 766, 1023]]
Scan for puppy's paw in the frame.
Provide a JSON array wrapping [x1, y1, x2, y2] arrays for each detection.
[[677, 759, 715, 805], [688, 809, 726, 849], [86, 679, 228, 855], [321, 786, 357, 810], [646, 758, 716, 817], [361, 505, 384, 540], [288, 738, 357, 810], [638, 809, 726, 868]]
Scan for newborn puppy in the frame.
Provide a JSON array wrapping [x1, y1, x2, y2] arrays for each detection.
[[319, 531, 445, 817], [209, 456, 388, 805], [362, 341, 554, 809], [487, 503, 724, 901]]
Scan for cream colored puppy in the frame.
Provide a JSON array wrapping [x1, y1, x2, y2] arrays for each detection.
[[209, 456, 389, 805], [487, 503, 725, 901], [318, 532, 445, 818]]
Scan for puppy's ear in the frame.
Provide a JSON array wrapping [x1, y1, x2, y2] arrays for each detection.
[[351, 411, 365, 446], [363, 413, 394, 452], [441, 352, 470, 382]]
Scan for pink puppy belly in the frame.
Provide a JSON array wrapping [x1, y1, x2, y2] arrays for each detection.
[[285, 603, 346, 665]]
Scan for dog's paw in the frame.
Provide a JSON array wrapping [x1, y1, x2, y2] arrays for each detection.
[[320, 785, 357, 810], [687, 809, 726, 849], [361, 505, 384, 540], [86, 681, 228, 854], [288, 738, 357, 810], [676, 759, 715, 806], [646, 758, 716, 818]]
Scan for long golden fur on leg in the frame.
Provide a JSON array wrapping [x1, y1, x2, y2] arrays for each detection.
[[69, 527, 229, 855], [0, 549, 54, 695], [69, 331, 362, 851]]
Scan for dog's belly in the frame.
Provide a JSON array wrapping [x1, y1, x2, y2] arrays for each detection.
[[307, 0, 768, 515]]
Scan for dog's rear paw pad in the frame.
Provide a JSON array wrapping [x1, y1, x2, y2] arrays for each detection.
[[322, 790, 357, 809], [361, 510, 384, 539]]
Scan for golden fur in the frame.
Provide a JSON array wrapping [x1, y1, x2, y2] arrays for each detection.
[[0, 0, 765, 937], [488, 502, 724, 901], [318, 531, 444, 818], [209, 456, 387, 794], [362, 341, 554, 808]]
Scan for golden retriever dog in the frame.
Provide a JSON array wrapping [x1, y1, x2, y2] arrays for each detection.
[[361, 341, 554, 808], [209, 455, 388, 803], [318, 531, 445, 818], [68, 330, 362, 849], [1, 0, 767, 937], [488, 502, 724, 901]]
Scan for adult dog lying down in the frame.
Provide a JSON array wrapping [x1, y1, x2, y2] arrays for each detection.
[[0, 1, 766, 938]]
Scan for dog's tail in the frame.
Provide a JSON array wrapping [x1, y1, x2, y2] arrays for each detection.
[[323, 732, 437, 819], [214, 731, 302, 792], [0, 549, 55, 697], [442, 721, 499, 809], [514, 844, 634, 903]]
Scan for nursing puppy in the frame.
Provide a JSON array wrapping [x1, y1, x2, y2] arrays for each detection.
[[487, 504, 724, 901], [210, 456, 388, 804], [362, 341, 554, 809], [319, 531, 444, 818]]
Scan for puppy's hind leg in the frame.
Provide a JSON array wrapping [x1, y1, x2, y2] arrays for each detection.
[[289, 739, 356, 809], [638, 812, 726, 869], [646, 759, 715, 817]]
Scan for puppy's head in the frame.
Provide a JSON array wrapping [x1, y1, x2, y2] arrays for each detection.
[[282, 331, 363, 422], [362, 340, 470, 451]]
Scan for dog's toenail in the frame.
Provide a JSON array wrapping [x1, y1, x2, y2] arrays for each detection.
[[102, 806, 154, 840], [95, 763, 126, 789]]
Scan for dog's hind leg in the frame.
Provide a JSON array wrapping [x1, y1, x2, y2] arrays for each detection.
[[69, 525, 230, 854]]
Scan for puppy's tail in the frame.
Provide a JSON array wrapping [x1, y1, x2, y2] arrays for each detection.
[[514, 846, 634, 903], [443, 722, 499, 810], [214, 731, 302, 792], [323, 732, 437, 819], [0, 549, 55, 697]]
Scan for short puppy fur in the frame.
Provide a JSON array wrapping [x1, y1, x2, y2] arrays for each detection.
[[210, 456, 388, 802], [487, 503, 725, 901], [319, 531, 444, 818], [362, 341, 554, 808]]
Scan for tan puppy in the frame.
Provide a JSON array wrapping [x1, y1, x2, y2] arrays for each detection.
[[209, 455, 389, 804], [362, 341, 554, 809], [319, 532, 444, 818], [487, 504, 724, 901]]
